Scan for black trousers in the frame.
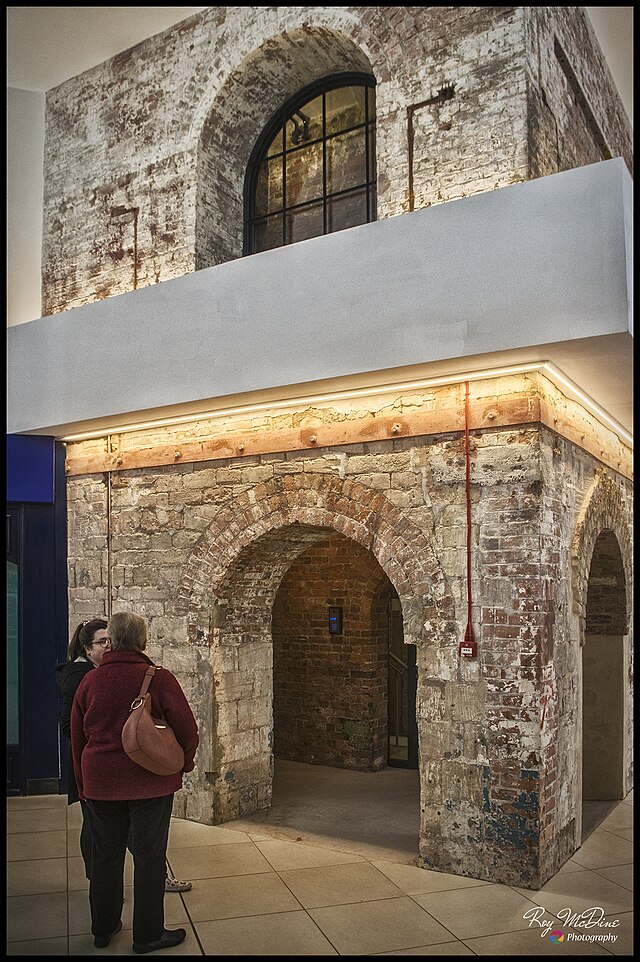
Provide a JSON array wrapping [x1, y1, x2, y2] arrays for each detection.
[[79, 799, 93, 880], [84, 794, 174, 944]]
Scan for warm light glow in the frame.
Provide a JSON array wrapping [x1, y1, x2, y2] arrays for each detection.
[[542, 363, 634, 447], [60, 360, 633, 449]]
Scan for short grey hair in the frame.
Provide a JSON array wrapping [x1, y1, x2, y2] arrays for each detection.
[[108, 611, 148, 651]]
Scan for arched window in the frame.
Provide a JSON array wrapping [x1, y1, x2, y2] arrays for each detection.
[[244, 72, 376, 255]]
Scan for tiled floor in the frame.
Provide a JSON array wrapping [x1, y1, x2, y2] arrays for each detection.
[[6, 788, 633, 956]]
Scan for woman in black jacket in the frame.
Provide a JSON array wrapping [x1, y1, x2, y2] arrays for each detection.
[[54, 619, 110, 879]]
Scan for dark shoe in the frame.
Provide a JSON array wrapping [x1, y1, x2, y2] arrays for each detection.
[[94, 920, 123, 947], [132, 928, 187, 954]]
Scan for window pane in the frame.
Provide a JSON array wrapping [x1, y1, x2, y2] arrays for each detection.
[[326, 85, 366, 135], [367, 84, 376, 122], [285, 201, 323, 245], [368, 126, 377, 183], [285, 94, 322, 150], [255, 156, 283, 217], [326, 128, 366, 194], [327, 188, 368, 234], [368, 185, 377, 222], [285, 140, 323, 207], [254, 215, 283, 252], [265, 125, 284, 158]]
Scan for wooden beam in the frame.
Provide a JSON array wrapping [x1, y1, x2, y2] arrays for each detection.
[[64, 391, 632, 481]]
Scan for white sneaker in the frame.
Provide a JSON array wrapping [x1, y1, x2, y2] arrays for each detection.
[[165, 872, 192, 893]]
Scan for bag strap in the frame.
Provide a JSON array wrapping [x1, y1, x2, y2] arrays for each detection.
[[129, 666, 157, 711], [137, 666, 157, 698]]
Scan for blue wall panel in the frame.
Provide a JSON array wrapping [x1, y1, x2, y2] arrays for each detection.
[[6, 435, 55, 503]]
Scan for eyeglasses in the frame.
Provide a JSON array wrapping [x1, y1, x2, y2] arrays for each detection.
[[92, 639, 111, 648]]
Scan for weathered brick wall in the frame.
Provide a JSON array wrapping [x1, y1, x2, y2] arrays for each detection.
[[537, 431, 633, 880], [41, 6, 631, 316], [272, 533, 389, 770], [524, 7, 633, 180], [52, 5, 632, 888], [64, 373, 633, 887]]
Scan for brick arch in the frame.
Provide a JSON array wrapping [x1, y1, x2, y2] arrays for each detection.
[[192, 10, 396, 269], [177, 473, 454, 823], [571, 469, 633, 640], [178, 473, 456, 644]]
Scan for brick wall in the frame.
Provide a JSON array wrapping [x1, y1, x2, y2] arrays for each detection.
[[41, 6, 631, 315], [63, 373, 633, 887], [272, 533, 389, 770], [48, 5, 633, 889]]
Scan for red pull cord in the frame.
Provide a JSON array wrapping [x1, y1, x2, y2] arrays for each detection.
[[464, 381, 475, 646]]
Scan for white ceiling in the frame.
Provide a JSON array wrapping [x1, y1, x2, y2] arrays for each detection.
[[5, 6, 634, 123]]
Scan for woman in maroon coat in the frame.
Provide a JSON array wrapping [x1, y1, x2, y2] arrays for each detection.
[[71, 611, 199, 954]]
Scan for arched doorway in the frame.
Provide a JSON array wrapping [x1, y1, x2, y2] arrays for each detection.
[[582, 529, 627, 838], [178, 472, 457, 841]]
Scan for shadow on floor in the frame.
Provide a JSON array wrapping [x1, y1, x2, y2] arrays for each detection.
[[582, 798, 622, 841], [225, 757, 422, 864]]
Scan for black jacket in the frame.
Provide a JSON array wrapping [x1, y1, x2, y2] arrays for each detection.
[[54, 658, 94, 804]]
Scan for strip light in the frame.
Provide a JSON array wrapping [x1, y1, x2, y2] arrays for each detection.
[[541, 362, 633, 448], [60, 360, 632, 449]]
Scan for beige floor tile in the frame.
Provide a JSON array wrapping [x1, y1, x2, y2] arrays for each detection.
[[592, 863, 633, 891], [571, 830, 633, 870], [7, 809, 65, 834], [371, 859, 492, 895], [554, 857, 591, 877], [412, 884, 545, 939], [196, 910, 338, 955], [380, 942, 475, 956], [6, 795, 66, 811], [6, 856, 68, 896], [513, 868, 632, 916], [7, 830, 67, 861], [255, 838, 365, 871], [462, 928, 612, 955], [603, 827, 633, 842], [67, 828, 82, 857], [7, 892, 69, 941], [67, 854, 90, 891], [163, 894, 192, 926], [168, 840, 273, 879], [621, 789, 633, 806], [599, 804, 633, 833], [167, 817, 250, 849], [66, 804, 83, 828], [6, 937, 69, 955], [309, 896, 454, 954], [279, 860, 405, 909], [604, 910, 634, 956], [182, 871, 301, 921]]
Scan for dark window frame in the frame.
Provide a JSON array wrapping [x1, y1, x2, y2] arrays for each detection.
[[243, 72, 376, 255]]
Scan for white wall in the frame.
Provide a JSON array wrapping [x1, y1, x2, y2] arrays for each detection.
[[7, 88, 45, 326]]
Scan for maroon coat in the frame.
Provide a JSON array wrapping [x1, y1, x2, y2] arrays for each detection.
[[71, 649, 199, 801]]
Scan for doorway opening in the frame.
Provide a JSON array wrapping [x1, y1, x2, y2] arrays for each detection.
[[581, 529, 627, 840], [386, 589, 418, 769]]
